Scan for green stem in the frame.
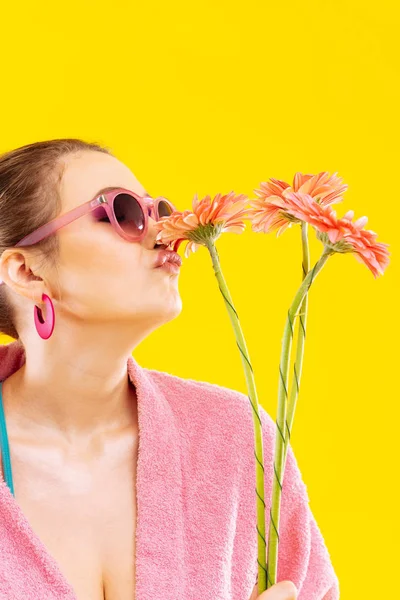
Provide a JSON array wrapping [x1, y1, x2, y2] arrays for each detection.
[[285, 221, 310, 456], [265, 245, 335, 589], [206, 241, 267, 592]]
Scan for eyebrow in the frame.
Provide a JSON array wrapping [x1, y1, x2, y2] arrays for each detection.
[[95, 186, 152, 198]]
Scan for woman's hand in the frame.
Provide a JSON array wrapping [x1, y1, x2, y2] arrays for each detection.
[[249, 580, 298, 600]]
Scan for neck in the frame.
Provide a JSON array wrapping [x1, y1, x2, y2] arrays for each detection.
[[2, 321, 151, 445]]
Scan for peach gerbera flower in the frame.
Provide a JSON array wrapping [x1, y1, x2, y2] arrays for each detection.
[[153, 191, 249, 257], [334, 210, 391, 278], [249, 171, 348, 236], [281, 191, 390, 278], [286, 171, 348, 205], [154, 188, 269, 580]]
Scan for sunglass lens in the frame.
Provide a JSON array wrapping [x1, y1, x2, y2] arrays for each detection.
[[157, 199, 174, 218], [114, 193, 145, 235]]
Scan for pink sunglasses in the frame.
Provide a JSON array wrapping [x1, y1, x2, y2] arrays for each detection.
[[0, 187, 177, 285]]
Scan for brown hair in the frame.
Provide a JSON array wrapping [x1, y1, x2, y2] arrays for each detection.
[[0, 138, 113, 340]]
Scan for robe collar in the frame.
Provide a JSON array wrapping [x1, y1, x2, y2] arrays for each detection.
[[0, 339, 186, 599]]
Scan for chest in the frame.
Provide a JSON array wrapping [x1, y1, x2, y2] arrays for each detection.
[[0, 428, 138, 600]]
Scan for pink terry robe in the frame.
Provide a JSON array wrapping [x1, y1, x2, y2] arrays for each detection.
[[0, 339, 340, 599]]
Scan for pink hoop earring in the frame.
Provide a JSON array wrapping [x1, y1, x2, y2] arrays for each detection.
[[34, 293, 55, 339]]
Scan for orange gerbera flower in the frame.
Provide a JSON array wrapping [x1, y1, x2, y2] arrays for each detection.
[[248, 171, 348, 236], [281, 191, 390, 278], [333, 210, 391, 278], [286, 171, 348, 205], [153, 191, 249, 257]]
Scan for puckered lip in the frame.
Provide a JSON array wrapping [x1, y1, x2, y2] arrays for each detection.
[[154, 248, 183, 268]]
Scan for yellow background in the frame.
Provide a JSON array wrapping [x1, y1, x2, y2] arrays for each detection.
[[1, 1, 398, 598]]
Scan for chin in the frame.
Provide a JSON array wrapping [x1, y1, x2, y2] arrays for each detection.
[[144, 296, 183, 326], [165, 297, 183, 319], [160, 297, 183, 322]]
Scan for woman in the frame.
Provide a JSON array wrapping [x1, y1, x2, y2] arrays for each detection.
[[0, 139, 339, 600]]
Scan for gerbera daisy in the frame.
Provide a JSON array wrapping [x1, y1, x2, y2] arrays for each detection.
[[153, 188, 268, 590], [281, 191, 390, 278], [153, 191, 249, 257], [248, 171, 348, 236]]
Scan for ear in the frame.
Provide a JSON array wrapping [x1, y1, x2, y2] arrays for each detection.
[[0, 248, 46, 304]]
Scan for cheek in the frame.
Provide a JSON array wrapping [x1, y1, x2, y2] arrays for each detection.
[[57, 233, 148, 309]]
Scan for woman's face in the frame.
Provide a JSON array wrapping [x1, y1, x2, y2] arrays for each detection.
[[49, 150, 182, 334]]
